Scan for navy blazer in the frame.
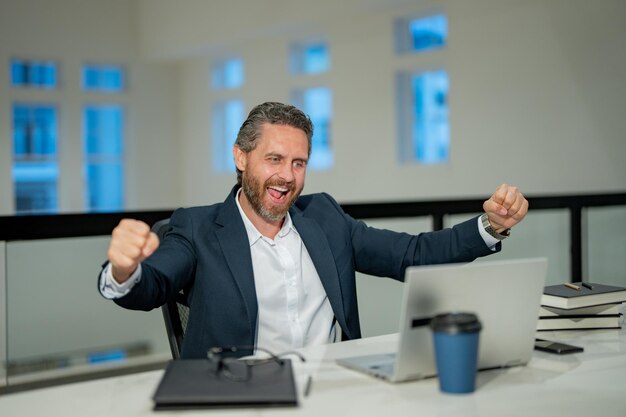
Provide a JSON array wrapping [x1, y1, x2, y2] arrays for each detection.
[[112, 186, 496, 358]]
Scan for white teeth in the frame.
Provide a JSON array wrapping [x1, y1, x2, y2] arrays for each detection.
[[269, 186, 288, 192]]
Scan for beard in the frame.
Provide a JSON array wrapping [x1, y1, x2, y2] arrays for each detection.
[[241, 172, 301, 222]]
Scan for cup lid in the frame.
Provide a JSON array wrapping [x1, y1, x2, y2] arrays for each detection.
[[430, 312, 482, 334]]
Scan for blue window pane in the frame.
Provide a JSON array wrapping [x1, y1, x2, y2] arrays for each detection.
[[13, 106, 30, 156], [410, 15, 447, 52], [291, 87, 333, 170], [13, 104, 58, 158], [14, 179, 58, 214], [84, 67, 99, 89], [11, 61, 25, 85], [43, 64, 57, 86], [84, 106, 124, 155], [304, 44, 330, 74], [395, 14, 447, 54], [290, 43, 330, 75], [212, 58, 244, 90], [12, 103, 59, 213], [11, 59, 57, 88], [86, 163, 124, 212], [13, 163, 59, 214], [212, 100, 244, 172], [411, 71, 449, 164], [82, 64, 124, 92], [83, 105, 124, 211]]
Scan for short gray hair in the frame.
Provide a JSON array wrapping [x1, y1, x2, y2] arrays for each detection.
[[234, 102, 313, 185]]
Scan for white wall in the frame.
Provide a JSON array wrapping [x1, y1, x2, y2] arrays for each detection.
[[1, 0, 624, 212], [139, 0, 626, 207]]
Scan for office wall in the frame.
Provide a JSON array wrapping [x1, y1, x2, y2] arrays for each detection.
[[140, 0, 626, 207], [0, 0, 180, 215], [1, 0, 625, 211]]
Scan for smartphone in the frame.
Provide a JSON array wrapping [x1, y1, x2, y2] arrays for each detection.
[[534, 338, 584, 354]]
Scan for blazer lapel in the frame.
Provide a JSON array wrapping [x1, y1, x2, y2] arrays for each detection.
[[291, 210, 348, 336], [215, 188, 258, 335]]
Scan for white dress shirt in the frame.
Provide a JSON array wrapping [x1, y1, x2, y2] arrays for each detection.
[[234, 190, 336, 353]]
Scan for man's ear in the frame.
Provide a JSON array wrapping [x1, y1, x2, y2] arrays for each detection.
[[233, 145, 247, 172]]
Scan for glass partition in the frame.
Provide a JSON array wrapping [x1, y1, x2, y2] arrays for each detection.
[[448, 209, 570, 286], [0, 204, 623, 390], [587, 206, 626, 287], [1, 241, 7, 388], [4, 236, 169, 387]]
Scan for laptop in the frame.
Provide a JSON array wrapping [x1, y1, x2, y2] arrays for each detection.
[[337, 257, 548, 382]]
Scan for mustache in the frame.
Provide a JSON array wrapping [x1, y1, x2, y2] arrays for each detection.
[[265, 179, 296, 191]]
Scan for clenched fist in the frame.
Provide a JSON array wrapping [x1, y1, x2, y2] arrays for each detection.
[[107, 219, 160, 284], [483, 184, 528, 232]]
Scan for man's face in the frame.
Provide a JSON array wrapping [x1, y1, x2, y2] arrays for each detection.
[[234, 123, 309, 223]]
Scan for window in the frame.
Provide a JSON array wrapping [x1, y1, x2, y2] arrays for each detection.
[[395, 12, 450, 164], [11, 59, 58, 89], [395, 14, 448, 54], [82, 64, 125, 92], [83, 105, 124, 211], [397, 70, 449, 164], [289, 40, 333, 170], [212, 100, 245, 173], [211, 57, 245, 172], [291, 87, 333, 170], [289, 42, 330, 75], [212, 58, 244, 90], [12, 104, 59, 213]]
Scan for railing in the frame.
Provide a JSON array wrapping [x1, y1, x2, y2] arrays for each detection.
[[1, 191, 625, 281]]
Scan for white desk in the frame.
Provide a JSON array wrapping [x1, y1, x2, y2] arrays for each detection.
[[1, 329, 625, 417]]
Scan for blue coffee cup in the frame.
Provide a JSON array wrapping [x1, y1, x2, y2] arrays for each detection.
[[430, 312, 482, 394]]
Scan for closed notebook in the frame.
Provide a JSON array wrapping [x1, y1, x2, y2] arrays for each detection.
[[539, 303, 622, 317], [537, 315, 621, 331], [152, 359, 298, 410], [541, 283, 626, 309]]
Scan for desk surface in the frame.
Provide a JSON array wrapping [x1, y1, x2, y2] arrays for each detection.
[[1, 329, 626, 417]]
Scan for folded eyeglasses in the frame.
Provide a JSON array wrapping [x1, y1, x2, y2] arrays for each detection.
[[207, 346, 306, 382]]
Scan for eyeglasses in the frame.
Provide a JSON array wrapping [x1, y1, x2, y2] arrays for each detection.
[[207, 346, 306, 382]]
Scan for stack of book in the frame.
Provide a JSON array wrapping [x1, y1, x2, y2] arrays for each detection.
[[538, 282, 626, 331]]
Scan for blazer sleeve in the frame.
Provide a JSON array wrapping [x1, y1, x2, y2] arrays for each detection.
[[113, 208, 198, 311], [320, 193, 498, 281]]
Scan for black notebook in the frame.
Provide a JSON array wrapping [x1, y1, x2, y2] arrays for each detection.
[[152, 359, 298, 410], [541, 282, 626, 309]]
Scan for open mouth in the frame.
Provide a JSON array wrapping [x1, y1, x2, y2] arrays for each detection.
[[266, 185, 290, 203]]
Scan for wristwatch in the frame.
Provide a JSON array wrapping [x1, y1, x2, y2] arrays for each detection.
[[480, 213, 510, 240]]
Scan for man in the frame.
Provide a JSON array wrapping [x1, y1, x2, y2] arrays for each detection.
[[99, 102, 528, 358]]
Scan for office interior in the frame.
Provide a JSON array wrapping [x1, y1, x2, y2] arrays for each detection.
[[0, 0, 625, 391]]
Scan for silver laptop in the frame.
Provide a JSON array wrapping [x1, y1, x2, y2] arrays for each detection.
[[337, 257, 548, 382]]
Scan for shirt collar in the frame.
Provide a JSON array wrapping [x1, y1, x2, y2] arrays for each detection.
[[235, 188, 297, 246]]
